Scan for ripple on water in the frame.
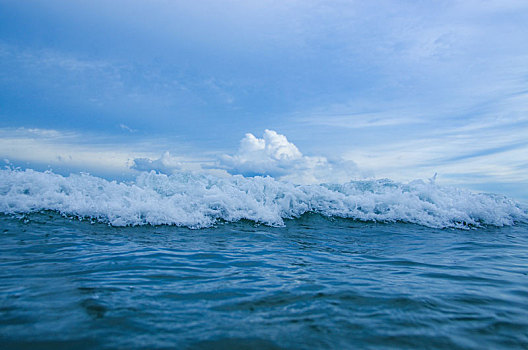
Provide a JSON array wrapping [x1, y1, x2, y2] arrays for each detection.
[[0, 214, 527, 349]]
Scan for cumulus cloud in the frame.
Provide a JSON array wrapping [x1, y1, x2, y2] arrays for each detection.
[[218, 130, 358, 184], [220, 130, 301, 177], [131, 151, 182, 174]]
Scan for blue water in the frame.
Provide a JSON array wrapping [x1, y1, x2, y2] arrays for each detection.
[[1, 212, 527, 349]]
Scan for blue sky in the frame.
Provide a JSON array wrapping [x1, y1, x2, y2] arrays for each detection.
[[1, 0, 528, 200]]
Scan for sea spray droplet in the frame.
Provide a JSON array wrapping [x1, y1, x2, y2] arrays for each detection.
[[0, 169, 526, 229]]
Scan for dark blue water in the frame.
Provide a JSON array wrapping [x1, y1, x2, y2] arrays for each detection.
[[1, 213, 527, 349]]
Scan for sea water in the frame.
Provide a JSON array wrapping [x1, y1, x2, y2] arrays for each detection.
[[1, 169, 527, 349]]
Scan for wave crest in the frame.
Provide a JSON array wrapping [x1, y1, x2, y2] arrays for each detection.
[[1, 169, 526, 229]]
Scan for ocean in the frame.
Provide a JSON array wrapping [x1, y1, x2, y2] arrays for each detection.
[[1, 169, 528, 349]]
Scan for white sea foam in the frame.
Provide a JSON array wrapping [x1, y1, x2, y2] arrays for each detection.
[[0, 169, 526, 229]]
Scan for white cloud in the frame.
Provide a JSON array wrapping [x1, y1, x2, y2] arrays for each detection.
[[0, 128, 138, 174], [0, 127, 193, 177], [298, 111, 421, 129], [342, 120, 528, 186], [119, 123, 137, 133], [218, 129, 358, 184], [1, 126, 359, 183], [131, 151, 182, 174]]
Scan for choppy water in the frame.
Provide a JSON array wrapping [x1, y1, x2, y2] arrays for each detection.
[[1, 213, 528, 349], [2, 169, 527, 229]]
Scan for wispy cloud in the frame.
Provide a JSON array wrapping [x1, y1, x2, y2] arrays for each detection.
[[0, 41, 112, 73], [0, 127, 201, 177], [119, 123, 137, 133], [343, 121, 528, 187], [298, 111, 421, 129]]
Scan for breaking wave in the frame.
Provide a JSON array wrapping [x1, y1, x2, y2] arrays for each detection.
[[1, 169, 527, 229]]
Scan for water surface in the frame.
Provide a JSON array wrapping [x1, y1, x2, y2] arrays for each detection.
[[1, 213, 527, 349]]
